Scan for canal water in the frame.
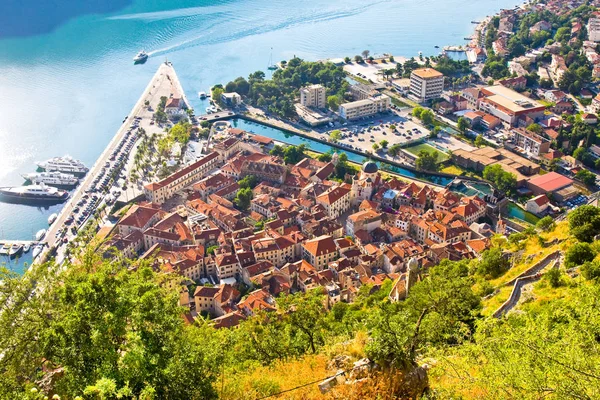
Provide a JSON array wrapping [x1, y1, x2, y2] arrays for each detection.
[[229, 118, 454, 186]]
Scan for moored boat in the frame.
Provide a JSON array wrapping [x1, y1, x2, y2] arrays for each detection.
[[48, 213, 58, 225], [0, 244, 9, 256], [32, 244, 43, 259], [35, 229, 47, 241], [9, 244, 22, 257], [0, 184, 69, 205], [23, 243, 31, 253], [36, 155, 88, 175], [22, 171, 79, 188]]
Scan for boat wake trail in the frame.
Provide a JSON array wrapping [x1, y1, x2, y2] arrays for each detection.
[[119, 0, 392, 58]]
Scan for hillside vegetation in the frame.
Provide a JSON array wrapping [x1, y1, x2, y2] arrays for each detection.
[[2, 207, 600, 399]]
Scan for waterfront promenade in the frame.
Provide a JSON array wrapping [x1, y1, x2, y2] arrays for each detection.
[[39, 62, 186, 264]]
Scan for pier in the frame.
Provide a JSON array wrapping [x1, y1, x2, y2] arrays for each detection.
[[36, 62, 187, 264]]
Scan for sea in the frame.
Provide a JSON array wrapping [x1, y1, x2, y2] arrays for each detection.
[[0, 0, 522, 273]]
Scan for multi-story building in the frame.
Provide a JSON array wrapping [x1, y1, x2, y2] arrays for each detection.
[[316, 185, 351, 218], [511, 128, 551, 156], [339, 94, 390, 120], [478, 85, 545, 127], [299, 84, 326, 108], [252, 236, 295, 267], [346, 209, 382, 237], [144, 151, 220, 204], [302, 235, 339, 271], [588, 18, 600, 42], [409, 68, 444, 103]]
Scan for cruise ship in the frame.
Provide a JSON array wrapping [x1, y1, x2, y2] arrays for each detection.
[[36, 156, 88, 175], [0, 184, 69, 204], [22, 171, 79, 187]]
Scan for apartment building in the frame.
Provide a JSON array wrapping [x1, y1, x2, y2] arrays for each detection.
[[339, 94, 390, 120], [409, 68, 444, 103], [302, 235, 339, 271], [299, 84, 327, 108], [346, 209, 382, 237], [144, 151, 220, 204], [316, 185, 351, 218], [588, 18, 600, 42], [512, 128, 551, 156]]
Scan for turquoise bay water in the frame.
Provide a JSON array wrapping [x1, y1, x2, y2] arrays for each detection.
[[0, 0, 521, 272]]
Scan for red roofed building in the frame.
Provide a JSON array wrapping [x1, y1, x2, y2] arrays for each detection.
[[316, 185, 351, 218], [526, 194, 550, 215], [302, 235, 338, 270], [526, 172, 573, 196], [144, 151, 220, 204]]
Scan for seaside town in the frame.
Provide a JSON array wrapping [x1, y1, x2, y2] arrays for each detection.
[[6, 0, 600, 398], [11, 0, 600, 328]]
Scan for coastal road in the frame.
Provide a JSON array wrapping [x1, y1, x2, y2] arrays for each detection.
[[40, 62, 185, 263]]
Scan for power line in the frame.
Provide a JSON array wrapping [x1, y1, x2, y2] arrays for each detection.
[[253, 363, 367, 400]]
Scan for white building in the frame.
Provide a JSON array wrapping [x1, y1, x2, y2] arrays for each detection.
[[409, 68, 444, 103], [339, 95, 390, 120], [588, 18, 600, 42], [300, 84, 327, 108]]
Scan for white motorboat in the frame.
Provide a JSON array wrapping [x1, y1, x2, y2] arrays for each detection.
[[9, 244, 22, 257], [133, 50, 149, 63], [198, 91, 207, 99], [23, 243, 31, 253], [35, 229, 47, 241], [36, 155, 88, 175], [0, 244, 9, 256], [32, 244, 43, 259], [48, 213, 58, 225]]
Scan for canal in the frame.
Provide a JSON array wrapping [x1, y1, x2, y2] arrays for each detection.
[[229, 118, 454, 186]]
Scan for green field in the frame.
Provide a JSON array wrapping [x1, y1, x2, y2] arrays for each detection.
[[403, 143, 449, 163]]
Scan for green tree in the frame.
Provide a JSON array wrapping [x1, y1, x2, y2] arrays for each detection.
[[536, 216, 556, 232], [483, 164, 517, 195], [278, 290, 329, 354], [372, 143, 380, 151], [239, 175, 259, 190], [565, 242, 597, 268], [0, 258, 221, 399], [330, 129, 342, 142], [527, 123, 542, 134], [327, 95, 341, 111], [388, 144, 402, 158], [419, 109, 434, 126], [474, 135, 486, 147], [457, 117, 470, 133], [415, 150, 439, 171], [344, 56, 351, 63], [576, 169, 597, 186], [568, 204, 600, 242], [234, 187, 253, 210], [380, 140, 388, 148], [477, 247, 510, 279]]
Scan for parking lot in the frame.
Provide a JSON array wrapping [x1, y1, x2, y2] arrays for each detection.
[[317, 110, 429, 155]]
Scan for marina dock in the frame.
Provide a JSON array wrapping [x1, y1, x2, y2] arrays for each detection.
[[36, 62, 186, 264]]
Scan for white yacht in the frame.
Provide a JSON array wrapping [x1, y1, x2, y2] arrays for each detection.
[[22, 171, 79, 187], [0, 244, 9, 256], [32, 244, 44, 259], [133, 50, 148, 63], [37, 156, 88, 174], [0, 184, 69, 204], [9, 244, 22, 257], [48, 213, 58, 225], [35, 229, 47, 241], [23, 243, 31, 253]]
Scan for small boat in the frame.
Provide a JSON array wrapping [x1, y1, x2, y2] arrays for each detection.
[[23, 243, 31, 253], [32, 244, 43, 259], [48, 213, 58, 225], [198, 91, 207, 99], [0, 244, 9, 256], [9, 244, 22, 257], [133, 50, 148, 64], [35, 229, 47, 241]]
